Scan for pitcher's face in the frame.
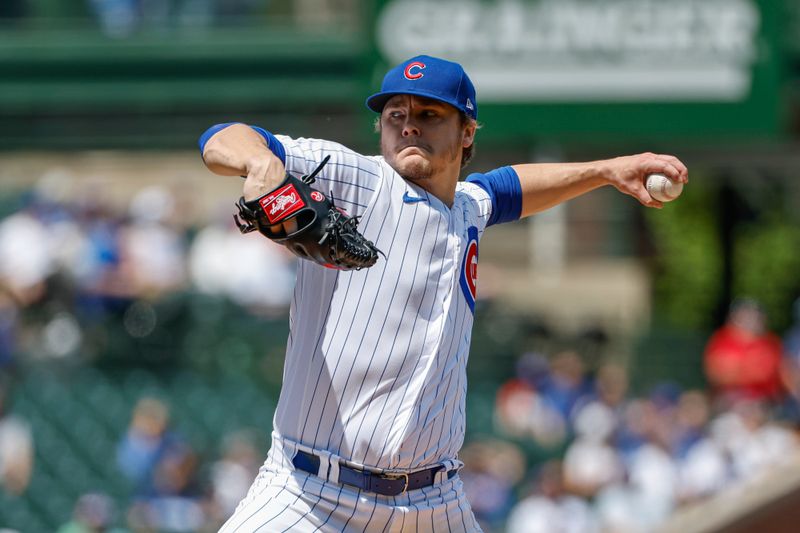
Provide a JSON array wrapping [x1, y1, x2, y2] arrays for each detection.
[[380, 95, 472, 184]]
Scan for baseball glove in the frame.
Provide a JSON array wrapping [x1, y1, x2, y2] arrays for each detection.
[[233, 156, 382, 270]]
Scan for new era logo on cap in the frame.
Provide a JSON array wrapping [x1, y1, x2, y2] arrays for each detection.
[[366, 55, 478, 120]]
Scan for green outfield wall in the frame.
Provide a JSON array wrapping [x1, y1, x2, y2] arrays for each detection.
[[0, 0, 792, 149]]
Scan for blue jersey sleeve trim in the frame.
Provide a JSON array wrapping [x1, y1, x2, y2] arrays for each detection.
[[197, 123, 286, 166], [198, 122, 235, 153], [465, 166, 522, 226], [249, 126, 286, 166]]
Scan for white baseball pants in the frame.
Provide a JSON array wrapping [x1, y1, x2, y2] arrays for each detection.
[[218, 434, 482, 532]]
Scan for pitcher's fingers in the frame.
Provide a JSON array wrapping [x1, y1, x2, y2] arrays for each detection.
[[631, 182, 663, 209], [654, 154, 688, 183]]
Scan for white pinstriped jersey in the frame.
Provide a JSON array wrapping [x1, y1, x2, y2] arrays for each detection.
[[272, 135, 494, 471]]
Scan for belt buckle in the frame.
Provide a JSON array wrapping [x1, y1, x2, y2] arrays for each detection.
[[384, 472, 409, 494]]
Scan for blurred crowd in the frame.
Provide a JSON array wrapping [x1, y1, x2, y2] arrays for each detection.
[[464, 298, 800, 533], [55, 395, 264, 533], [2, 181, 800, 532], [0, 180, 288, 531], [113, 397, 262, 532], [0, 181, 296, 366]]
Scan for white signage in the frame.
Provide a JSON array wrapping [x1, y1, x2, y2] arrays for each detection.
[[377, 0, 760, 102]]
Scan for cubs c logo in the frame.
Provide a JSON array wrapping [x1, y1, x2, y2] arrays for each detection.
[[459, 226, 479, 313], [404, 62, 425, 80]]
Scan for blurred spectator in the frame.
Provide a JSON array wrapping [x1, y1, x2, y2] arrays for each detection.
[[614, 398, 648, 459], [647, 382, 682, 445], [57, 492, 122, 533], [72, 196, 133, 308], [120, 186, 186, 297], [500, 384, 568, 449], [562, 401, 623, 498], [540, 350, 592, 422], [515, 351, 551, 389], [614, 389, 679, 461], [0, 206, 53, 307], [0, 292, 18, 369], [704, 299, 784, 404], [625, 438, 678, 528], [506, 461, 598, 533], [120, 397, 207, 531], [210, 429, 262, 524], [676, 437, 728, 504], [116, 397, 181, 496], [710, 398, 799, 482], [127, 441, 207, 532], [672, 390, 711, 456], [189, 213, 295, 312], [0, 374, 33, 495], [570, 361, 630, 433], [592, 361, 629, 410], [591, 389, 681, 531], [459, 438, 525, 531], [594, 481, 653, 533], [495, 376, 537, 438], [87, 0, 139, 38], [779, 297, 800, 424]]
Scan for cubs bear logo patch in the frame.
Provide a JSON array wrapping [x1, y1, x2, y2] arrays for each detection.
[[459, 226, 479, 313]]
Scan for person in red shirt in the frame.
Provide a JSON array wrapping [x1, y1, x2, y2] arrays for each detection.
[[704, 299, 784, 403]]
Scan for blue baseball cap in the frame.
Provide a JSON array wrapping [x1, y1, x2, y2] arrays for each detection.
[[366, 55, 478, 120]]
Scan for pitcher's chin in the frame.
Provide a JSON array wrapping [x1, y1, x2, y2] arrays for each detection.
[[395, 155, 433, 182]]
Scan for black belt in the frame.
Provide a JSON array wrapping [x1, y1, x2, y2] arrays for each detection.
[[292, 450, 457, 496]]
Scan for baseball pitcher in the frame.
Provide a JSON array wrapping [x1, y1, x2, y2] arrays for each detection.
[[199, 55, 688, 532]]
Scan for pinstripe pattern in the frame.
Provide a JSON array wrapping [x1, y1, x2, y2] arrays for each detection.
[[221, 136, 497, 531]]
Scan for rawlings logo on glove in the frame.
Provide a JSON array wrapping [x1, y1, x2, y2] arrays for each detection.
[[261, 186, 304, 223], [234, 156, 383, 271]]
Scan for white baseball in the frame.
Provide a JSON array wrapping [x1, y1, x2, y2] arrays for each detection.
[[646, 173, 683, 202]]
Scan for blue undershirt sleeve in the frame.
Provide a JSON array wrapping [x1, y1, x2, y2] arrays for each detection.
[[465, 166, 523, 226], [197, 123, 286, 166]]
